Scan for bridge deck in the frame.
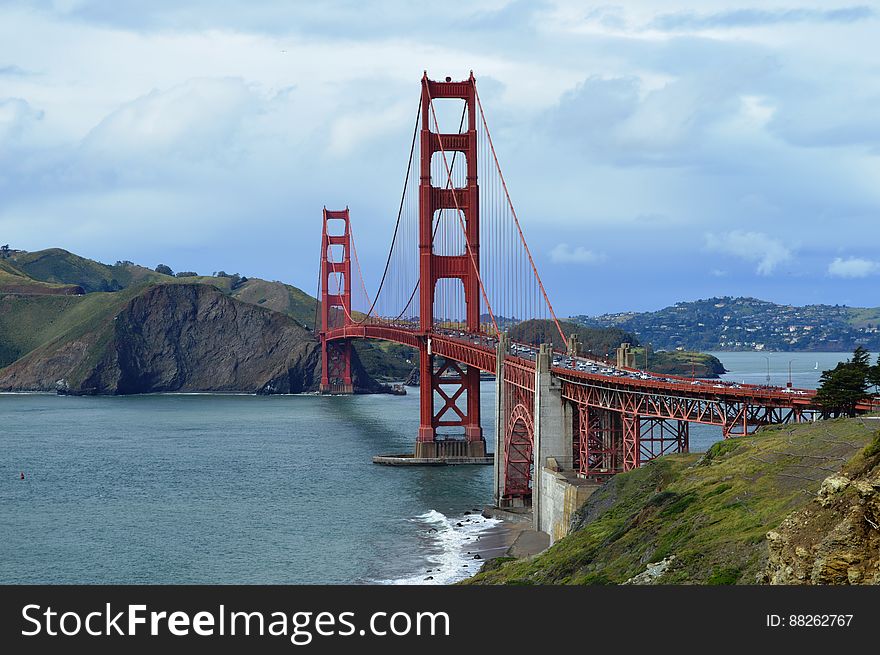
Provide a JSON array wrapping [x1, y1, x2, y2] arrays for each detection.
[[323, 325, 822, 410]]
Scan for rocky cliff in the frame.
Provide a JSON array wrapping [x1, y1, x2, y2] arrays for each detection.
[[0, 284, 384, 395], [763, 426, 880, 584]]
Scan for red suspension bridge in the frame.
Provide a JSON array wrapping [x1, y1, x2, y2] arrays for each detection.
[[316, 72, 822, 514]]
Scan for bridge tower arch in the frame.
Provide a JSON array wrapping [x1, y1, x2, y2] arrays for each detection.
[[319, 207, 354, 394], [415, 72, 486, 458]]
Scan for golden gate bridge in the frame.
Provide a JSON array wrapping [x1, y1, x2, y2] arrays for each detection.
[[316, 72, 822, 513]]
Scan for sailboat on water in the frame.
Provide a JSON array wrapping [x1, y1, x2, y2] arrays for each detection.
[[814, 362, 819, 370]]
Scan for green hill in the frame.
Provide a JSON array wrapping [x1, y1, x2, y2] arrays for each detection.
[[467, 417, 879, 585], [7, 248, 172, 292], [509, 318, 638, 357], [0, 288, 141, 368], [0, 248, 417, 387], [0, 283, 388, 395]]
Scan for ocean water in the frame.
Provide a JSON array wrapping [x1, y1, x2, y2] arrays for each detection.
[[684, 351, 876, 452], [1, 386, 503, 585], [0, 352, 863, 584]]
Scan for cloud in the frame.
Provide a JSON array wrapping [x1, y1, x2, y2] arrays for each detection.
[[704, 231, 792, 275], [81, 77, 259, 163], [767, 86, 880, 149], [546, 44, 779, 167], [651, 6, 875, 32], [828, 256, 880, 278], [7, 0, 550, 41], [0, 64, 32, 76], [0, 97, 44, 145], [0, 1, 878, 315], [549, 244, 606, 265]]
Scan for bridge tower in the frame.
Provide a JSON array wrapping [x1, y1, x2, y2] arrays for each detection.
[[319, 207, 354, 394], [415, 73, 486, 459]]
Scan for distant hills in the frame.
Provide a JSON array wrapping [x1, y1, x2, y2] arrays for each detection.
[[0, 248, 408, 393], [572, 297, 880, 353]]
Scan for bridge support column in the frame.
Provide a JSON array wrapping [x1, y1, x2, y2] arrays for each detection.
[[318, 207, 354, 395], [533, 344, 568, 533], [494, 334, 508, 506], [622, 413, 640, 471], [412, 73, 486, 461], [416, 339, 436, 456], [639, 418, 689, 462], [577, 406, 620, 479], [320, 339, 353, 394], [414, 337, 487, 460]]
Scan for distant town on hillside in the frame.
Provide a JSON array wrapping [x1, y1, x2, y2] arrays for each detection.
[[572, 297, 880, 353]]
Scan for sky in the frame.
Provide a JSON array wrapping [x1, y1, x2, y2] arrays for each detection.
[[1, 0, 878, 316]]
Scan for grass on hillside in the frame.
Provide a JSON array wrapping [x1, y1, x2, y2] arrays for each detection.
[[631, 347, 726, 377], [0, 269, 78, 293], [847, 307, 880, 329], [0, 286, 148, 368], [466, 417, 878, 585], [8, 249, 174, 292]]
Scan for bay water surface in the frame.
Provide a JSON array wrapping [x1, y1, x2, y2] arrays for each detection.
[[0, 351, 865, 584]]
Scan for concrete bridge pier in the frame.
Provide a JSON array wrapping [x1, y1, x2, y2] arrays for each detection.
[[532, 344, 571, 534], [493, 334, 509, 507], [492, 342, 602, 542]]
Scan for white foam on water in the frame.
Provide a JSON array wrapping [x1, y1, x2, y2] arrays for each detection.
[[375, 509, 503, 585]]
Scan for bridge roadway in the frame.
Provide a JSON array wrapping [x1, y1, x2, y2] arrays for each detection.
[[323, 324, 817, 412]]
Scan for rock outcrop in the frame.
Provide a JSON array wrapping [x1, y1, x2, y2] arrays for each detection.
[[762, 433, 880, 585], [622, 556, 677, 585], [0, 284, 383, 395]]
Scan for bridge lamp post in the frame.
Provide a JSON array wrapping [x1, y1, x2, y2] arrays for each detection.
[[787, 359, 797, 388], [762, 355, 771, 386]]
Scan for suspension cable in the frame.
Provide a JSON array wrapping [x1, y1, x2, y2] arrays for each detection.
[[474, 82, 566, 345], [347, 220, 373, 316], [341, 96, 423, 323], [382, 101, 468, 324]]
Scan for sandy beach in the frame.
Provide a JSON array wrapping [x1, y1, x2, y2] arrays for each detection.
[[463, 508, 550, 580]]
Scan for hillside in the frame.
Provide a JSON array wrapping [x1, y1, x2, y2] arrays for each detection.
[[5, 248, 172, 292], [0, 284, 383, 395], [467, 417, 880, 585], [0, 287, 141, 368], [0, 259, 84, 295], [0, 248, 415, 384], [509, 318, 637, 357], [633, 347, 726, 378], [573, 296, 880, 352]]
